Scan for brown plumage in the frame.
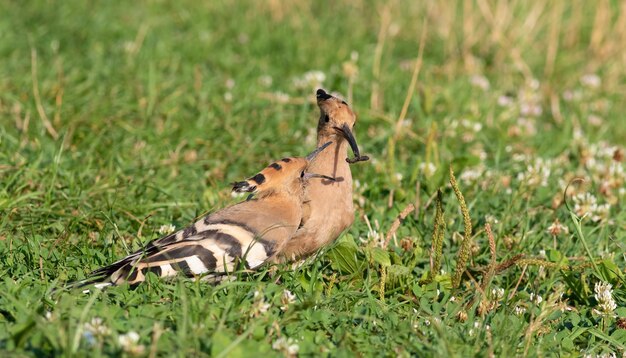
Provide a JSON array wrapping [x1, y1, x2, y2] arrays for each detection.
[[279, 89, 368, 261], [81, 142, 334, 287]]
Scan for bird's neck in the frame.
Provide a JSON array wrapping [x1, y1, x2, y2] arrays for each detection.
[[313, 135, 351, 179]]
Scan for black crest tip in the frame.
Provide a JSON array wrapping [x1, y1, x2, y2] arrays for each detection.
[[316, 89, 332, 100], [232, 181, 256, 193]]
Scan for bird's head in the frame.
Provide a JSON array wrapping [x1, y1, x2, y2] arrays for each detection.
[[315, 89, 369, 164]]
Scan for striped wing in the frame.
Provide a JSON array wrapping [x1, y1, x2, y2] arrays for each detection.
[[89, 220, 277, 286]]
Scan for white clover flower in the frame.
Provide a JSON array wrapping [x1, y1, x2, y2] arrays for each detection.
[[530, 293, 543, 305], [485, 215, 499, 226], [563, 89, 583, 102], [528, 78, 540, 90], [520, 103, 542, 117], [249, 290, 271, 317], [517, 158, 551, 187], [583, 353, 617, 358], [547, 219, 569, 237], [238, 33, 249, 44], [573, 192, 597, 218], [118, 331, 145, 356], [580, 74, 601, 88], [593, 281, 617, 317], [293, 70, 326, 90], [82, 317, 111, 346], [587, 114, 603, 127], [468, 321, 480, 337], [491, 287, 505, 301], [273, 91, 290, 104], [350, 51, 359, 62], [497, 95, 514, 107], [585, 157, 602, 172], [470, 75, 490, 91], [513, 306, 526, 316], [272, 337, 299, 356], [123, 41, 137, 54], [517, 117, 538, 136], [118, 331, 140, 346], [280, 290, 297, 311], [473, 148, 488, 161], [362, 216, 384, 247], [158, 224, 176, 235], [224, 92, 233, 102], [573, 127, 585, 142], [83, 317, 110, 337], [518, 81, 543, 117], [595, 143, 618, 160], [593, 204, 610, 222], [512, 153, 528, 162], [258, 75, 273, 87], [459, 166, 485, 185], [388, 23, 401, 37], [418, 162, 437, 178], [608, 162, 624, 181], [572, 193, 610, 222]]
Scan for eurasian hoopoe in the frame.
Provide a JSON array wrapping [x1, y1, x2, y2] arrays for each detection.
[[279, 89, 368, 261], [80, 142, 334, 287]]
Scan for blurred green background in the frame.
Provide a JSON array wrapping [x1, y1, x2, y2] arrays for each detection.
[[1, 0, 625, 356]]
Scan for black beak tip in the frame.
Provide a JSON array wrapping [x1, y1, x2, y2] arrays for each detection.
[[316, 89, 332, 100]]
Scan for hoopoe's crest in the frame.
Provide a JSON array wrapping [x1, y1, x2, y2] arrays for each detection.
[[231, 141, 334, 199], [77, 142, 334, 288], [316, 89, 369, 164]]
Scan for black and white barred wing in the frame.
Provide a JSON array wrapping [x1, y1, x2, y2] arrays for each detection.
[[90, 224, 277, 287]]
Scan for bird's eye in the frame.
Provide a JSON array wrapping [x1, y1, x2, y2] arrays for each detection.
[[324, 114, 330, 123]]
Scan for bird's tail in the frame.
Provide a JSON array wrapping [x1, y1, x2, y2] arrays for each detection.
[[69, 228, 277, 290]]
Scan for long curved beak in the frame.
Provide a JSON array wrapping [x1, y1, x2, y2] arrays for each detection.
[[334, 124, 370, 164], [305, 141, 333, 162]]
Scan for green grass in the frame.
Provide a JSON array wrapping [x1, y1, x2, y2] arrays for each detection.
[[1, 0, 626, 356]]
